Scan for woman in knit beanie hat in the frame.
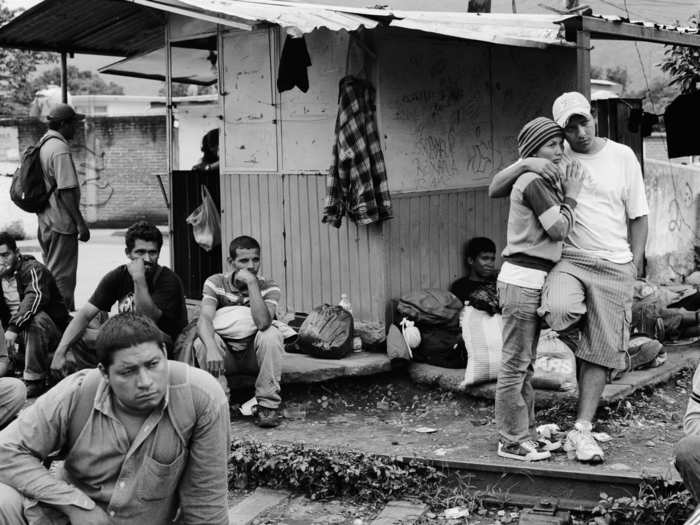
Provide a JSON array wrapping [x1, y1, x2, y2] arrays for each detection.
[[494, 117, 584, 462]]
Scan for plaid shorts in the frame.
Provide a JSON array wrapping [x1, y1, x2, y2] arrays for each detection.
[[538, 249, 635, 370]]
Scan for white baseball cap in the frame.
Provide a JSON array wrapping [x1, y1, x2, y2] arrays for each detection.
[[552, 91, 593, 127]]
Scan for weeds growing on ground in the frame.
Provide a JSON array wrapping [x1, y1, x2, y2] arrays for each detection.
[[592, 479, 695, 524]]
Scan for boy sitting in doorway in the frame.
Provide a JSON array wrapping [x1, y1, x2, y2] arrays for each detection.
[[450, 237, 498, 311]]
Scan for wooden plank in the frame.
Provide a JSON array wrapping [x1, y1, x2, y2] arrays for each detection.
[[576, 30, 591, 100], [371, 501, 429, 525], [580, 16, 700, 48]]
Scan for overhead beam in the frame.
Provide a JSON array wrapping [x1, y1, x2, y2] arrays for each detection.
[[580, 16, 700, 48]]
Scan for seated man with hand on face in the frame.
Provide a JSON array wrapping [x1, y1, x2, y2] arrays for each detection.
[[195, 235, 285, 428], [0, 312, 230, 525], [50, 221, 187, 379]]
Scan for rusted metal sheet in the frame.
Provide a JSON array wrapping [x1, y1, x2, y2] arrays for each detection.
[[282, 173, 384, 322], [220, 172, 385, 321], [385, 188, 509, 301], [0, 0, 164, 55], [220, 172, 286, 304]]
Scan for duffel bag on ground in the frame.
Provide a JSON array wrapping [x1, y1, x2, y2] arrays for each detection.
[[397, 289, 463, 329], [296, 304, 354, 359]]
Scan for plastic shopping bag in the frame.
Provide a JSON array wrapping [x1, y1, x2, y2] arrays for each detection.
[[186, 185, 221, 252]]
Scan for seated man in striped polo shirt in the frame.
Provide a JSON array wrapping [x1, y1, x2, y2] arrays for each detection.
[[195, 235, 284, 428]]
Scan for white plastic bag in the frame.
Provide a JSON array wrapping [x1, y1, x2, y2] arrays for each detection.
[[532, 329, 577, 392], [186, 185, 221, 252]]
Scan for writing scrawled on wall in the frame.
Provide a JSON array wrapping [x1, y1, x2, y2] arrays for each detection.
[[377, 35, 576, 193], [378, 36, 493, 192]]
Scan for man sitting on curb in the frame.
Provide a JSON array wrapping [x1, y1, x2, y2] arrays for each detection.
[[50, 221, 187, 379], [0, 312, 230, 524], [0, 232, 70, 397], [195, 235, 284, 428]]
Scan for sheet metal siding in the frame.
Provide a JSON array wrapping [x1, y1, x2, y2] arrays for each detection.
[[220, 172, 385, 321], [220, 172, 286, 301], [385, 188, 509, 301]]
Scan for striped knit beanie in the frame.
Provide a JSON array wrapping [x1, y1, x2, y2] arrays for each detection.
[[517, 117, 564, 159]]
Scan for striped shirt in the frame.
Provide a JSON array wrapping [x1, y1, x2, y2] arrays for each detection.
[[501, 171, 577, 272], [202, 272, 281, 310]]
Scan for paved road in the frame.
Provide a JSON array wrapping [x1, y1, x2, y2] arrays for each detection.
[[17, 228, 171, 310]]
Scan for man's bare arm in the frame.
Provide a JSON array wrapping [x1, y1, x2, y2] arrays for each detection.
[[57, 189, 90, 242], [629, 215, 648, 278]]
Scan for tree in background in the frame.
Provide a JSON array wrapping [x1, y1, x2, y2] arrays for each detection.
[[29, 66, 125, 96], [0, 0, 56, 116], [591, 65, 629, 93], [630, 78, 680, 114], [660, 12, 700, 94]]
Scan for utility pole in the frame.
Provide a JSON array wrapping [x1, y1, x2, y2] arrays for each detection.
[[512, 0, 517, 13]]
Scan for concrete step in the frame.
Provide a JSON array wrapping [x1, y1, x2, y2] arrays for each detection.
[[370, 500, 429, 525], [228, 487, 290, 525]]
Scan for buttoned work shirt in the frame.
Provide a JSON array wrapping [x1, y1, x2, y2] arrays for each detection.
[[0, 361, 230, 525]]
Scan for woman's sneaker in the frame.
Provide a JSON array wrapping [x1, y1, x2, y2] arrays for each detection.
[[564, 422, 604, 463], [498, 440, 551, 461]]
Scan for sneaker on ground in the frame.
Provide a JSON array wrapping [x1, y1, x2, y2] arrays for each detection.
[[564, 423, 605, 463], [253, 406, 281, 428], [498, 440, 551, 462]]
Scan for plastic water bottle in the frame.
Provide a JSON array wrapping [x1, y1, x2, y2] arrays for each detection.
[[338, 293, 352, 314]]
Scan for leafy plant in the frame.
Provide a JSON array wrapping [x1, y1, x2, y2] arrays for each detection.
[[592, 479, 695, 525], [659, 13, 700, 94], [229, 439, 458, 505]]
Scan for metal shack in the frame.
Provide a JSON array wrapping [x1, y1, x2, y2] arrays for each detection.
[[1, 1, 698, 324]]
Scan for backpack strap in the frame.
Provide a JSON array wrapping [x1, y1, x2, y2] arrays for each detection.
[[34, 135, 63, 197], [67, 370, 102, 447]]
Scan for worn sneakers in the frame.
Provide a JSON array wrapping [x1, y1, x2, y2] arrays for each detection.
[[498, 440, 551, 462], [253, 406, 281, 428], [565, 422, 605, 463]]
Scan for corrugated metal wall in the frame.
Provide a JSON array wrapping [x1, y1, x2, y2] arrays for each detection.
[[220, 172, 385, 321], [385, 187, 509, 301]]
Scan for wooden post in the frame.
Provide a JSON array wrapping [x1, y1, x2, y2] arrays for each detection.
[[576, 30, 591, 100], [165, 23, 175, 270], [467, 0, 491, 13], [60, 52, 68, 103]]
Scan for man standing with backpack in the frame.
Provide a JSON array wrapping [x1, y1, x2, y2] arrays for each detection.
[[37, 103, 90, 311]]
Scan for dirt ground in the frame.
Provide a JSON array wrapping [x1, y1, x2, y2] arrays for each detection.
[[228, 365, 693, 481]]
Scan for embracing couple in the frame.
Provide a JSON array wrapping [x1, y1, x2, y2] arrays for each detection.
[[491, 91, 648, 464]]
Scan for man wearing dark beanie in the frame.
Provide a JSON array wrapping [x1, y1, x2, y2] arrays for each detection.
[[489, 92, 649, 465], [495, 117, 583, 461]]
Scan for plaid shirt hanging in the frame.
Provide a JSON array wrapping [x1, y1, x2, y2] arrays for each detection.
[[322, 75, 393, 228]]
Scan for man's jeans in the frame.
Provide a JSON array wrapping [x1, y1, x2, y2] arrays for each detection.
[[5, 312, 62, 381], [495, 281, 542, 445], [193, 326, 284, 409], [675, 435, 700, 501]]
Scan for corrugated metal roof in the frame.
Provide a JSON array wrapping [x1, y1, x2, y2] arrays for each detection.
[[390, 12, 569, 48], [0, 0, 165, 55], [169, 0, 382, 34]]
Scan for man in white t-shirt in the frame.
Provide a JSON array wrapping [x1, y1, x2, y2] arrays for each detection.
[[489, 92, 649, 464]]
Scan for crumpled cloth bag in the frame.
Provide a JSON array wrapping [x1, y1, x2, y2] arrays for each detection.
[[186, 185, 221, 252], [212, 306, 297, 342]]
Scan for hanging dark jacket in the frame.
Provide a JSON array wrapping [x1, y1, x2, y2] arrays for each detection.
[[0, 254, 70, 333]]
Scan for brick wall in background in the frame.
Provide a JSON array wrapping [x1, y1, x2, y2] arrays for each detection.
[[1, 116, 169, 227]]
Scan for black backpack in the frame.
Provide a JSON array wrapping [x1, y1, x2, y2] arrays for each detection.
[[10, 136, 58, 213]]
